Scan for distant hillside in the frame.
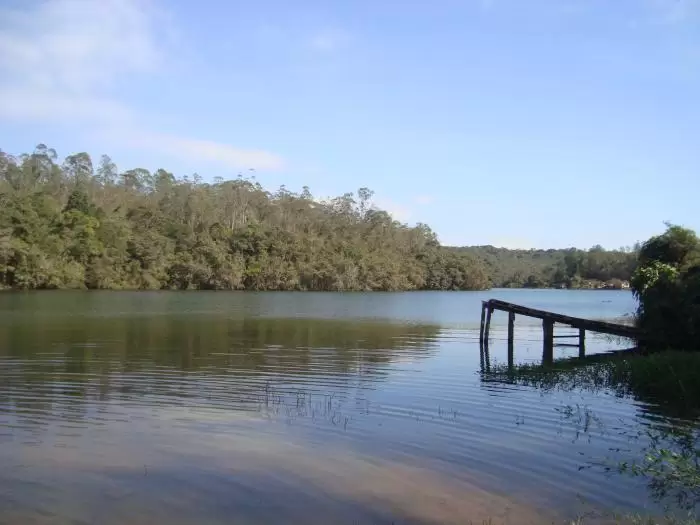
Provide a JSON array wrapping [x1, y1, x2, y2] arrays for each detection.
[[448, 245, 638, 289]]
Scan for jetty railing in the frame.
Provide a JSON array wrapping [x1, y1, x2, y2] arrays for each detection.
[[479, 299, 639, 366]]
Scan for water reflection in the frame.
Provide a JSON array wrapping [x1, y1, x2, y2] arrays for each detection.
[[0, 316, 441, 436], [0, 291, 671, 524], [0, 308, 559, 524], [481, 350, 700, 515]]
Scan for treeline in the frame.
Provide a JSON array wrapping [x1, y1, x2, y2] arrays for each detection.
[[0, 145, 489, 291], [453, 245, 638, 289]]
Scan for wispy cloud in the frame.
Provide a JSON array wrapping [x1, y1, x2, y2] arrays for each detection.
[[0, 88, 133, 124], [414, 195, 436, 205], [0, 0, 165, 106], [648, 0, 700, 24], [308, 29, 351, 52], [489, 237, 536, 249], [124, 132, 285, 171], [0, 0, 283, 171], [371, 197, 411, 222], [470, 0, 700, 24]]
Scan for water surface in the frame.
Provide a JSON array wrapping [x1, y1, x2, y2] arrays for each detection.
[[1, 290, 668, 524]]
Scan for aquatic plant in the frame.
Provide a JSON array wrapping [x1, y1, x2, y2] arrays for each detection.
[[485, 351, 700, 418], [485, 352, 700, 515]]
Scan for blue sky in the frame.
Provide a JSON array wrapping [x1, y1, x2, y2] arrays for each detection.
[[0, 0, 698, 248]]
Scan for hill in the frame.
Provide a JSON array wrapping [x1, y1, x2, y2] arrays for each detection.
[[0, 145, 489, 291], [452, 245, 638, 289]]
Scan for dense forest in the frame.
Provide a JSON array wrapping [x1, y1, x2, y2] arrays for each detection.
[[453, 245, 638, 289], [0, 145, 490, 291], [0, 145, 639, 292]]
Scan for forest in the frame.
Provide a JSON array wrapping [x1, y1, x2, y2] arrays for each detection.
[[0, 145, 490, 291], [457, 245, 638, 289], [0, 145, 636, 292]]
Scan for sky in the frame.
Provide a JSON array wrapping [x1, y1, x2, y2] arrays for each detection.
[[0, 0, 698, 249]]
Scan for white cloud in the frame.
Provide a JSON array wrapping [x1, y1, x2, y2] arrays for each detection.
[[0, 0, 164, 97], [488, 237, 536, 249], [371, 198, 411, 222], [364, 195, 434, 223], [125, 132, 285, 171], [414, 195, 436, 205], [308, 29, 350, 52], [0, 88, 134, 123], [648, 0, 700, 24], [0, 0, 283, 171]]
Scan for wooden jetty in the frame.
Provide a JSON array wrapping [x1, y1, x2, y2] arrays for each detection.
[[479, 299, 639, 366]]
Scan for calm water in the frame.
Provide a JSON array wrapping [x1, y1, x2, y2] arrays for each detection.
[[0, 289, 671, 524]]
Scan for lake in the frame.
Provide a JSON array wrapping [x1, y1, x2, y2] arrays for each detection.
[[0, 289, 670, 524]]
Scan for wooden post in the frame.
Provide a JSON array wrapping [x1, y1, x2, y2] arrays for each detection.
[[482, 305, 493, 371], [578, 328, 586, 359], [483, 337, 491, 372], [484, 306, 493, 351], [542, 319, 554, 366], [479, 334, 485, 372], [479, 302, 487, 348], [507, 311, 515, 369]]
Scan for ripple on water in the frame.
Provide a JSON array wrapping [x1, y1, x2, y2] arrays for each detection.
[[0, 290, 671, 524]]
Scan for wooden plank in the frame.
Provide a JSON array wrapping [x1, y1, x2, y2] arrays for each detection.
[[485, 299, 638, 339], [542, 319, 554, 365], [507, 311, 515, 368], [579, 328, 586, 359]]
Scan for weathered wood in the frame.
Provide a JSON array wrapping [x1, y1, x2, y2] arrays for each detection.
[[485, 299, 638, 339], [507, 311, 515, 368], [542, 319, 554, 365], [479, 302, 487, 347], [480, 338, 485, 371], [484, 306, 493, 351], [483, 339, 491, 372], [579, 328, 586, 359]]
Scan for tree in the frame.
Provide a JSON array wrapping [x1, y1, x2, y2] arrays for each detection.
[[638, 224, 700, 270], [63, 152, 94, 186], [631, 224, 700, 351], [0, 145, 492, 292]]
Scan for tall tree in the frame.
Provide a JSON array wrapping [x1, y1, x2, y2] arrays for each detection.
[[0, 145, 490, 292]]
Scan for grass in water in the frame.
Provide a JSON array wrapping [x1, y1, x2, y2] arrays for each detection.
[[485, 351, 700, 419], [484, 351, 700, 518]]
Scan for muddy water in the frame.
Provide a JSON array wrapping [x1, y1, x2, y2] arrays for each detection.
[[0, 290, 658, 524]]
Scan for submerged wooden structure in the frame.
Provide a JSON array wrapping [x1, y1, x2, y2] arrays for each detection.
[[479, 299, 639, 367]]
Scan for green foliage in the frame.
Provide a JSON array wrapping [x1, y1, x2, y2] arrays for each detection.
[[631, 261, 679, 296], [0, 145, 489, 291], [453, 245, 637, 289], [631, 225, 700, 350], [638, 224, 700, 269], [620, 437, 700, 511]]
